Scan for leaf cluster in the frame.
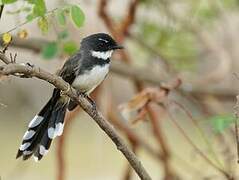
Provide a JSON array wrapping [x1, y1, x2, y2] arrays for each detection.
[[1, 0, 84, 59]]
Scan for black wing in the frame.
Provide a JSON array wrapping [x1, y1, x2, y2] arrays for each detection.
[[58, 51, 82, 84], [58, 51, 82, 111]]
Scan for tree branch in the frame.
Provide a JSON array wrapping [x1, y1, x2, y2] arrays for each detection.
[[147, 104, 176, 180], [1, 37, 237, 98], [0, 53, 152, 180], [119, 0, 139, 37], [98, 0, 118, 38]]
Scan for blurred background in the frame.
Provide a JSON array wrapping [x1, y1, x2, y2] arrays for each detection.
[[0, 0, 239, 179]]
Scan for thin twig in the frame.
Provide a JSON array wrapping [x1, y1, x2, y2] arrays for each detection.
[[0, 8, 58, 36], [165, 105, 233, 179], [233, 73, 239, 164], [98, 0, 118, 38], [233, 95, 239, 164], [171, 100, 224, 169], [147, 103, 176, 180], [119, 0, 139, 37], [128, 34, 172, 72]]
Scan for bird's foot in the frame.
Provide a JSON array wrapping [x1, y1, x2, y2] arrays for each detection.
[[79, 92, 98, 117], [60, 84, 72, 96], [87, 96, 97, 113], [26, 62, 34, 67], [78, 92, 87, 98]]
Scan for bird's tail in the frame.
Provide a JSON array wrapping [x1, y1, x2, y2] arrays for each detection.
[[16, 89, 68, 161]]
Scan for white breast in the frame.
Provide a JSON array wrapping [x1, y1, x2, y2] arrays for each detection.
[[72, 64, 110, 94]]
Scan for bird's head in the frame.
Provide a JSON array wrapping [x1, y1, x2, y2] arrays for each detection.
[[81, 33, 123, 60]]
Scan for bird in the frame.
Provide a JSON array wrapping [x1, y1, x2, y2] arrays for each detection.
[[16, 33, 123, 162]]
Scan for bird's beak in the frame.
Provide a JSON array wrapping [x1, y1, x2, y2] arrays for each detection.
[[112, 44, 124, 50]]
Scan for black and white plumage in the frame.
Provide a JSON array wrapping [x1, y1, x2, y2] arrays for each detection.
[[16, 33, 123, 161]]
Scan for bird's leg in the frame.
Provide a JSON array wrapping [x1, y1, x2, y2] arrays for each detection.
[[86, 95, 97, 111], [26, 62, 34, 67]]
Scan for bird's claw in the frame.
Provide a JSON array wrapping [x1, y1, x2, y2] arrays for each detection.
[[61, 84, 72, 96], [78, 92, 98, 116], [78, 92, 87, 98], [26, 62, 34, 67]]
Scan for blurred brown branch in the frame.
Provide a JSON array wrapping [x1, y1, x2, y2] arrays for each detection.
[[56, 107, 80, 180], [160, 0, 232, 85], [98, 0, 116, 38], [166, 104, 233, 180], [147, 104, 176, 180], [108, 104, 163, 158], [108, 102, 162, 180], [128, 34, 172, 72], [1, 37, 237, 98], [0, 53, 152, 180], [98, 0, 139, 64], [119, 79, 181, 179], [121, 81, 234, 179], [98, 0, 139, 42], [119, 0, 139, 38], [233, 95, 239, 164]]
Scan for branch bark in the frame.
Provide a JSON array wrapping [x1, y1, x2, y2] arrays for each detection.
[[0, 54, 152, 180]]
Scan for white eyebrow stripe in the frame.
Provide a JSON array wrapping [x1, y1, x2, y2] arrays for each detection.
[[98, 38, 108, 43]]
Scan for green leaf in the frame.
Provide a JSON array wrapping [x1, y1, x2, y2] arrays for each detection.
[[0, 0, 3, 5], [70, 5, 85, 28], [26, 13, 36, 21], [210, 115, 235, 133], [37, 17, 48, 34], [25, 0, 35, 4], [5, 7, 32, 15], [56, 9, 66, 26], [2, 0, 17, 4], [22, 7, 32, 12], [63, 41, 78, 55], [32, 0, 46, 17], [42, 42, 58, 59], [58, 30, 69, 40], [6, 9, 22, 14]]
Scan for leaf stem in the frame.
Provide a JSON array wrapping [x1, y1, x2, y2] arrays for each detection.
[[0, 7, 58, 36]]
